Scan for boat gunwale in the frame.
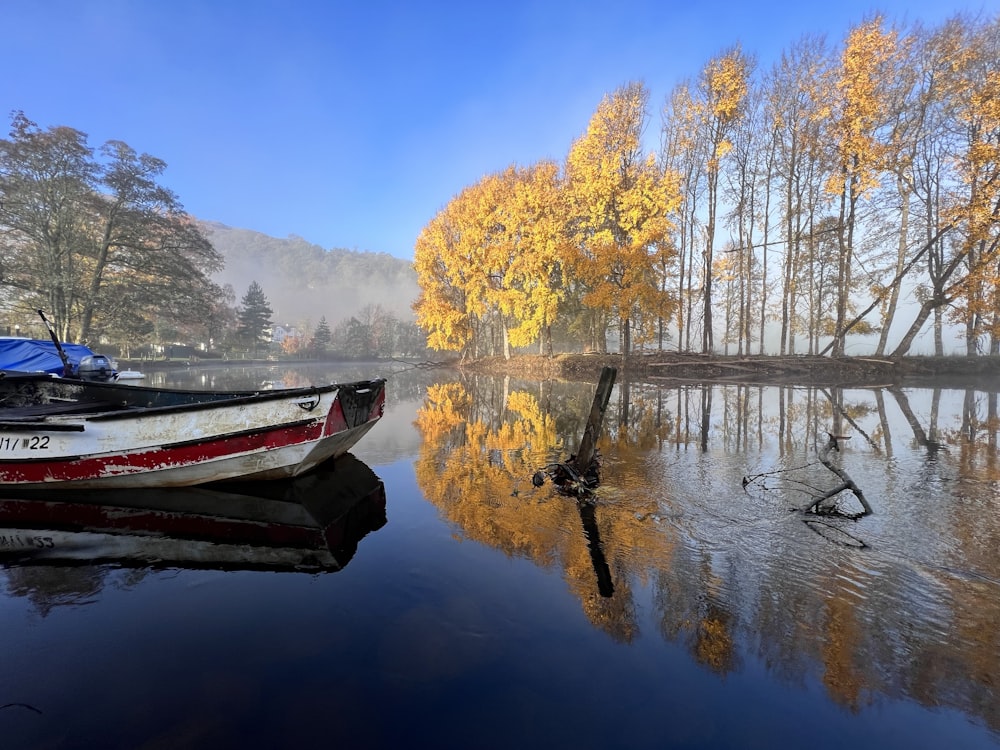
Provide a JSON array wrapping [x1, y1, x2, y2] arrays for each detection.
[[0, 376, 386, 424], [0, 375, 387, 487], [0, 421, 86, 432]]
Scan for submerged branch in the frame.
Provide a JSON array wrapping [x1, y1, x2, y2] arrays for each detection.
[[803, 433, 872, 518]]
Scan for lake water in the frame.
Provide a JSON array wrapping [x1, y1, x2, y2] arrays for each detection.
[[2, 362, 1000, 749]]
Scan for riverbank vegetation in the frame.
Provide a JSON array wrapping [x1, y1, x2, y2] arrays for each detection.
[[458, 351, 1000, 388], [413, 14, 1000, 363]]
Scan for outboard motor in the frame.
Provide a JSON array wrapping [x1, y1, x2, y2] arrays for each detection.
[[77, 354, 116, 381]]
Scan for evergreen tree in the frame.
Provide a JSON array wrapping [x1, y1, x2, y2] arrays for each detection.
[[236, 281, 273, 355], [310, 316, 332, 355]]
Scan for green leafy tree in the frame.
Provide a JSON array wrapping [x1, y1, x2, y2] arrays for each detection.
[[236, 281, 273, 355], [0, 111, 222, 343], [333, 316, 369, 358]]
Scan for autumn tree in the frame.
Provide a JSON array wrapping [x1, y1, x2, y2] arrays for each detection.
[[891, 15, 1000, 356], [280, 331, 307, 357], [415, 162, 569, 359], [721, 69, 767, 355], [821, 18, 898, 356], [947, 15, 1000, 355], [0, 112, 222, 343], [409, 14, 1000, 358], [661, 81, 708, 351], [472, 163, 568, 359], [755, 36, 834, 354], [870, 24, 923, 355], [413, 195, 476, 356], [695, 48, 752, 353], [565, 81, 680, 356]]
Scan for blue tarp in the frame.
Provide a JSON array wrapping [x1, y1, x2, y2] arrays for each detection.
[[0, 337, 98, 375]]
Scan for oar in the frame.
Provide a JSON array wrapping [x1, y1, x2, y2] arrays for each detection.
[[36, 309, 73, 377]]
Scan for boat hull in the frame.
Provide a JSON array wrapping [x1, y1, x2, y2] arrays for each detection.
[[0, 374, 386, 489]]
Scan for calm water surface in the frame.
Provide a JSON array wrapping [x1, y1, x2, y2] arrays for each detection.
[[2, 362, 999, 749]]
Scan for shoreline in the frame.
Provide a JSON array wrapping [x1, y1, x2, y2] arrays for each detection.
[[455, 352, 1000, 387], [116, 352, 1000, 388]]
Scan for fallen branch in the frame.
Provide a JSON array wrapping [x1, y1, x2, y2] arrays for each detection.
[[802, 433, 872, 518]]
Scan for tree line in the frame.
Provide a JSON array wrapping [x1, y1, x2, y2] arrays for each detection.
[[0, 112, 428, 360], [414, 13, 1000, 359], [234, 280, 428, 360]]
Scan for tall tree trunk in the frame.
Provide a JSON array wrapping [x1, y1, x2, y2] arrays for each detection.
[[891, 294, 947, 357], [876, 177, 910, 355]]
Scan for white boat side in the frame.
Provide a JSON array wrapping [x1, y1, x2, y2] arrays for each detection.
[[0, 377, 386, 488]]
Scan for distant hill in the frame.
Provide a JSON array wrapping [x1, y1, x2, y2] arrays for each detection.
[[201, 222, 419, 329]]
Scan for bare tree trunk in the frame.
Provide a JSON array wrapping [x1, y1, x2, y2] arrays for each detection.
[[890, 297, 940, 357], [876, 177, 910, 355]]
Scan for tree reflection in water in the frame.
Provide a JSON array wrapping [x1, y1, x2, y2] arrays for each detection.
[[413, 374, 1000, 731]]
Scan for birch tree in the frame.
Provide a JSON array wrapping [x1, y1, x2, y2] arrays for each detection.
[[823, 17, 897, 356], [695, 48, 752, 353], [661, 81, 707, 351]]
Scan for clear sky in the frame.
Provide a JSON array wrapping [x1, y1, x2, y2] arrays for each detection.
[[4, 0, 997, 260]]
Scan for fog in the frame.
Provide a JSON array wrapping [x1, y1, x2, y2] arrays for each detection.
[[203, 222, 419, 330]]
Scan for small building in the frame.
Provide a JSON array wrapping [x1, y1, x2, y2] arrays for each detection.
[[271, 324, 299, 344]]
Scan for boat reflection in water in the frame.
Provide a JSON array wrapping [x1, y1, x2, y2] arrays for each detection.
[[0, 453, 386, 573]]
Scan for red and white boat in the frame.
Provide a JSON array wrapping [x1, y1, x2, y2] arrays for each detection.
[[0, 371, 386, 489]]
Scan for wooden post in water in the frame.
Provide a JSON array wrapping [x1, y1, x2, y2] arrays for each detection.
[[574, 366, 617, 474], [531, 365, 617, 495]]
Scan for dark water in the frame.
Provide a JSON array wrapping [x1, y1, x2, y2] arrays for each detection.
[[2, 363, 1000, 749]]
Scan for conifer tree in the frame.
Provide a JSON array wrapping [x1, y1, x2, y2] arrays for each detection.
[[310, 316, 332, 355], [236, 281, 273, 355]]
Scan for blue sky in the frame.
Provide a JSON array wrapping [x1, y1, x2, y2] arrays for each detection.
[[4, 1, 997, 260]]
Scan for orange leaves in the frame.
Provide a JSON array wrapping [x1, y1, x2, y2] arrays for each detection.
[[826, 16, 900, 197], [565, 83, 681, 353], [414, 81, 682, 356], [705, 51, 750, 122]]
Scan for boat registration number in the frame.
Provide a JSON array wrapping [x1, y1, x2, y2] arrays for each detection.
[[0, 435, 51, 451], [0, 534, 55, 549]]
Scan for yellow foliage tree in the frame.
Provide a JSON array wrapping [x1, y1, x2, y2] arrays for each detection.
[[565, 81, 681, 355], [413, 190, 481, 355], [476, 163, 570, 358], [414, 162, 569, 358], [890, 15, 1000, 356], [698, 47, 752, 353], [945, 17, 1000, 352], [500, 162, 567, 356], [824, 17, 898, 355]]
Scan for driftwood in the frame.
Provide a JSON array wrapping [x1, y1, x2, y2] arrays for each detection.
[[802, 433, 872, 518], [390, 358, 453, 370], [742, 430, 872, 520]]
